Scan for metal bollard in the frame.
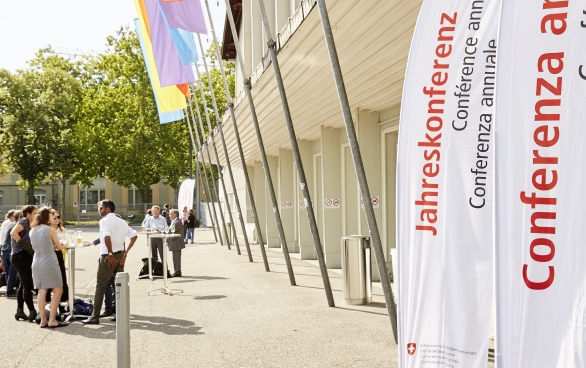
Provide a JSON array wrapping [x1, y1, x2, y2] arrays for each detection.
[[116, 272, 130, 368]]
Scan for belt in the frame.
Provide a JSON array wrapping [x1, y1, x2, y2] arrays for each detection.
[[102, 251, 123, 256]]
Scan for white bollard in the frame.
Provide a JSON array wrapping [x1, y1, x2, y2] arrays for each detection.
[[116, 272, 130, 368]]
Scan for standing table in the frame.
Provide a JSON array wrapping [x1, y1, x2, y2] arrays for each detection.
[[64, 245, 92, 321], [147, 233, 183, 296], [137, 231, 163, 281]]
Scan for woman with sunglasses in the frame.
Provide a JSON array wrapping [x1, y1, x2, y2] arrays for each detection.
[[30, 207, 67, 328], [44, 210, 69, 314]]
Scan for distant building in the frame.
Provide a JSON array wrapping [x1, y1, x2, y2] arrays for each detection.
[[0, 172, 206, 221]]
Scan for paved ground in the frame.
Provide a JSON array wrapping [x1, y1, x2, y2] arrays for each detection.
[[1, 227, 399, 367]]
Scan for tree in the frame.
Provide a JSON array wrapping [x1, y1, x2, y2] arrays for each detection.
[[29, 48, 84, 217], [0, 60, 82, 205], [77, 27, 190, 203]]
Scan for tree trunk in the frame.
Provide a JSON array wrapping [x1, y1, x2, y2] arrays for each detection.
[[139, 188, 151, 205], [27, 181, 35, 205], [60, 177, 66, 220]]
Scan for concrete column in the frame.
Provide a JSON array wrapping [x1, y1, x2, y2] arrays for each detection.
[[289, 0, 295, 15], [251, 0, 263, 69], [357, 109, 385, 281], [278, 148, 297, 252], [342, 144, 359, 235], [276, 0, 290, 33], [264, 0, 276, 40], [246, 165, 255, 224], [297, 140, 315, 259], [253, 161, 267, 244], [265, 155, 279, 247], [320, 127, 343, 269]]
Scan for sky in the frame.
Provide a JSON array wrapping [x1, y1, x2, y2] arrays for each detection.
[[0, 0, 227, 72]]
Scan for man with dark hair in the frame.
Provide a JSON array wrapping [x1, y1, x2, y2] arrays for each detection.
[[83, 200, 137, 325], [184, 209, 196, 244], [1, 210, 17, 298]]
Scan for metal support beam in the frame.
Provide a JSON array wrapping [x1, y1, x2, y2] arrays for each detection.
[[185, 114, 218, 242], [205, 5, 270, 270], [190, 82, 236, 251], [196, 34, 251, 262], [188, 94, 229, 247], [218, 0, 297, 281], [256, 0, 333, 306], [315, 0, 398, 341]]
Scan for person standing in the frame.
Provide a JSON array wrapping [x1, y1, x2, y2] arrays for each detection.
[[161, 204, 171, 226], [168, 209, 185, 277], [10, 205, 37, 322], [144, 205, 168, 262], [1, 210, 17, 298], [184, 209, 196, 244], [47, 210, 69, 312], [30, 207, 67, 328], [82, 200, 137, 325]]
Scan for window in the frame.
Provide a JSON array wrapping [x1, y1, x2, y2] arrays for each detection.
[[34, 190, 46, 205], [0, 191, 3, 206], [128, 187, 152, 205], [79, 187, 106, 205]]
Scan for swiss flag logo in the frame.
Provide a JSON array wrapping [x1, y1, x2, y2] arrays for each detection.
[[407, 343, 417, 356]]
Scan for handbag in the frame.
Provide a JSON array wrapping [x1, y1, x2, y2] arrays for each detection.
[[19, 231, 34, 256]]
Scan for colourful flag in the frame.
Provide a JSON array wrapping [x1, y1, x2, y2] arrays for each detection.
[[158, 0, 207, 34], [157, 0, 198, 65], [136, 0, 195, 87], [134, 17, 186, 117]]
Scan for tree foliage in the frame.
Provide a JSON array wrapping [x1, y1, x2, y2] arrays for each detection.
[[77, 27, 190, 202], [0, 51, 82, 205]]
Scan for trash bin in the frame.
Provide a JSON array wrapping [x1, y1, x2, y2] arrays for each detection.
[[341, 235, 371, 305]]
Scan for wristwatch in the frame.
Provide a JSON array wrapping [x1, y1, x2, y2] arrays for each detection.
[[108, 252, 113, 256]]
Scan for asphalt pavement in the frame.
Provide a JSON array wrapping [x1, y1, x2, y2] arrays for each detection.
[[0, 226, 398, 367]]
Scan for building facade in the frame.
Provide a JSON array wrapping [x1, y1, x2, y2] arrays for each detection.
[[0, 173, 203, 221], [214, 0, 422, 281]]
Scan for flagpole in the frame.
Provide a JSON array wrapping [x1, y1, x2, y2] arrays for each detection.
[[254, 0, 334, 306], [184, 113, 218, 242], [195, 34, 253, 263], [188, 93, 230, 247], [190, 79, 236, 252], [313, 0, 397, 340]]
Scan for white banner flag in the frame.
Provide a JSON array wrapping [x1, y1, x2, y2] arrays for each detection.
[[397, 0, 501, 366], [495, 1, 586, 366], [178, 179, 196, 214]]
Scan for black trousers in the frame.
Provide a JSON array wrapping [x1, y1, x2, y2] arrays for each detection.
[[11, 251, 35, 312], [46, 251, 69, 303]]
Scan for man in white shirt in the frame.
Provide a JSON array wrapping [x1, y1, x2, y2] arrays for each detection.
[[144, 205, 168, 262], [83, 200, 137, 325]]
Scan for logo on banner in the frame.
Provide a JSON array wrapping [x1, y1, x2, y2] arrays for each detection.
[[281, 201, 293, 209], [407, 343, 416, 356]]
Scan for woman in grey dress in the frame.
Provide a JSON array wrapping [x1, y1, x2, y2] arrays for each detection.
[[30, 207, 67, 328]]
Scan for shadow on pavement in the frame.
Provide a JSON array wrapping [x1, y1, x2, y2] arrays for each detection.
[[170, 276, 229, 284], [193, 295, 226, 301], [335, 306, 388, 317], [55, 315, 204, 339]]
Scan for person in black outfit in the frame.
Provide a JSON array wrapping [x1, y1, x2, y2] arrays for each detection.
[[10, 205, 37, 322], [161, 204, 171, 226], [184, 209, 196, 244]]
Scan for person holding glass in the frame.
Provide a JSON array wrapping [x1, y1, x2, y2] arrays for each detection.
[[168, 209, 185, 277], [45, 210, 69, 313], [30, 207, 67, 328], [144, 205, 168, 263]]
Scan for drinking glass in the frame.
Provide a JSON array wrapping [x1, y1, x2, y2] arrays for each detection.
[[163, 226, 168, 235], [169, 225, 175, 234]]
